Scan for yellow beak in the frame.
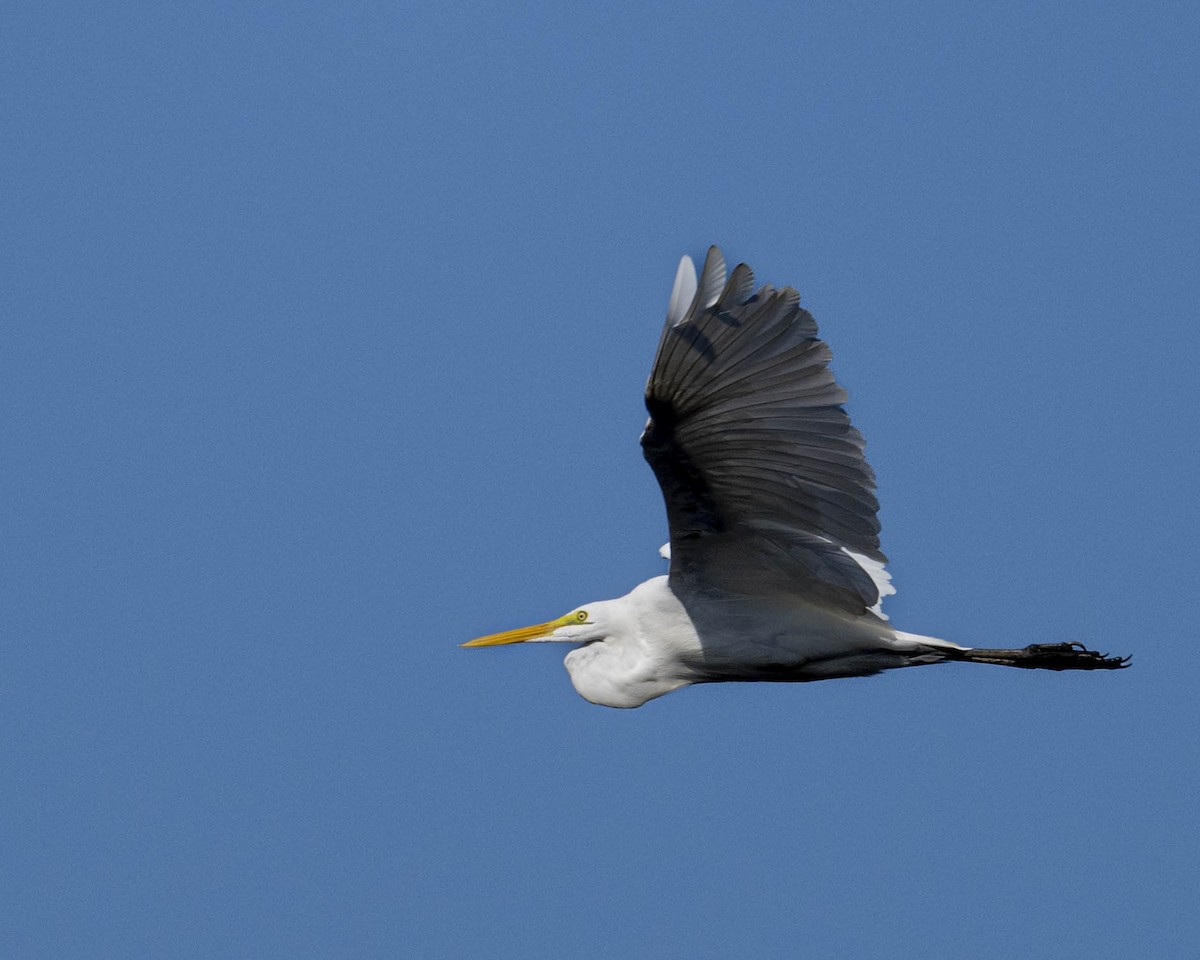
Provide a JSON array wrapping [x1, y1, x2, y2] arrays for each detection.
[[461, 614, 573, 647]]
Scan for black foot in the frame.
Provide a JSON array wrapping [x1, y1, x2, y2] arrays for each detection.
[[1016, 642, 1131, 671]]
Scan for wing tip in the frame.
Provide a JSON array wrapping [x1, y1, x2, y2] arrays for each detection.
[[668, 246, 758, 323], [666, 255, 698, 326], [699, 246, 727, 309]]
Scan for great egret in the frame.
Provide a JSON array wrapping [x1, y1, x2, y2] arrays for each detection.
[[464, 247, 1128, 708]]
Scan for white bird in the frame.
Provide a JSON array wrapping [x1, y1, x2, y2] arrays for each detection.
[[463, 247, 1128, 708]]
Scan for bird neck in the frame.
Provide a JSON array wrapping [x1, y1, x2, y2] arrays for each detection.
[[562, 578, 692, 708]]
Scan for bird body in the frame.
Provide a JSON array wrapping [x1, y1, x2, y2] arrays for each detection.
[[464, 247, 1128, 707], [558, 576, 962, 708]]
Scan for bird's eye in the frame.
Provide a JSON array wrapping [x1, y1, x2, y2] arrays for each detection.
[[576, 611, 588, 622]]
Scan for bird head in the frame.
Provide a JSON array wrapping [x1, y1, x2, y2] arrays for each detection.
[[460, 586, 685, 708]]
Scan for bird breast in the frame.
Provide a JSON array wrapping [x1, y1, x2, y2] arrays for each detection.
[[563, 640, 690, 709]]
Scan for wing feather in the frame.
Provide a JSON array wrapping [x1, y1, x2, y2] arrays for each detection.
[[642, 246, 889, 615]]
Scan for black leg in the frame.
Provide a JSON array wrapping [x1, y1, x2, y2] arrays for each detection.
[[951, 641, 1130, 671]]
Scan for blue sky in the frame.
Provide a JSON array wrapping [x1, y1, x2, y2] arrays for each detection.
[[4, 1, 1198, 957]]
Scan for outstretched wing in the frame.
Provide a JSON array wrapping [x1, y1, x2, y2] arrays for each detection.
[[641, 246, 894, 616]]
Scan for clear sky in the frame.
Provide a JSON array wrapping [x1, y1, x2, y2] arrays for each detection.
[[4, 2, 1198, 957]]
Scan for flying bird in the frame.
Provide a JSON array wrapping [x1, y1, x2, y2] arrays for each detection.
[[464, 247, 1128, 707]]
